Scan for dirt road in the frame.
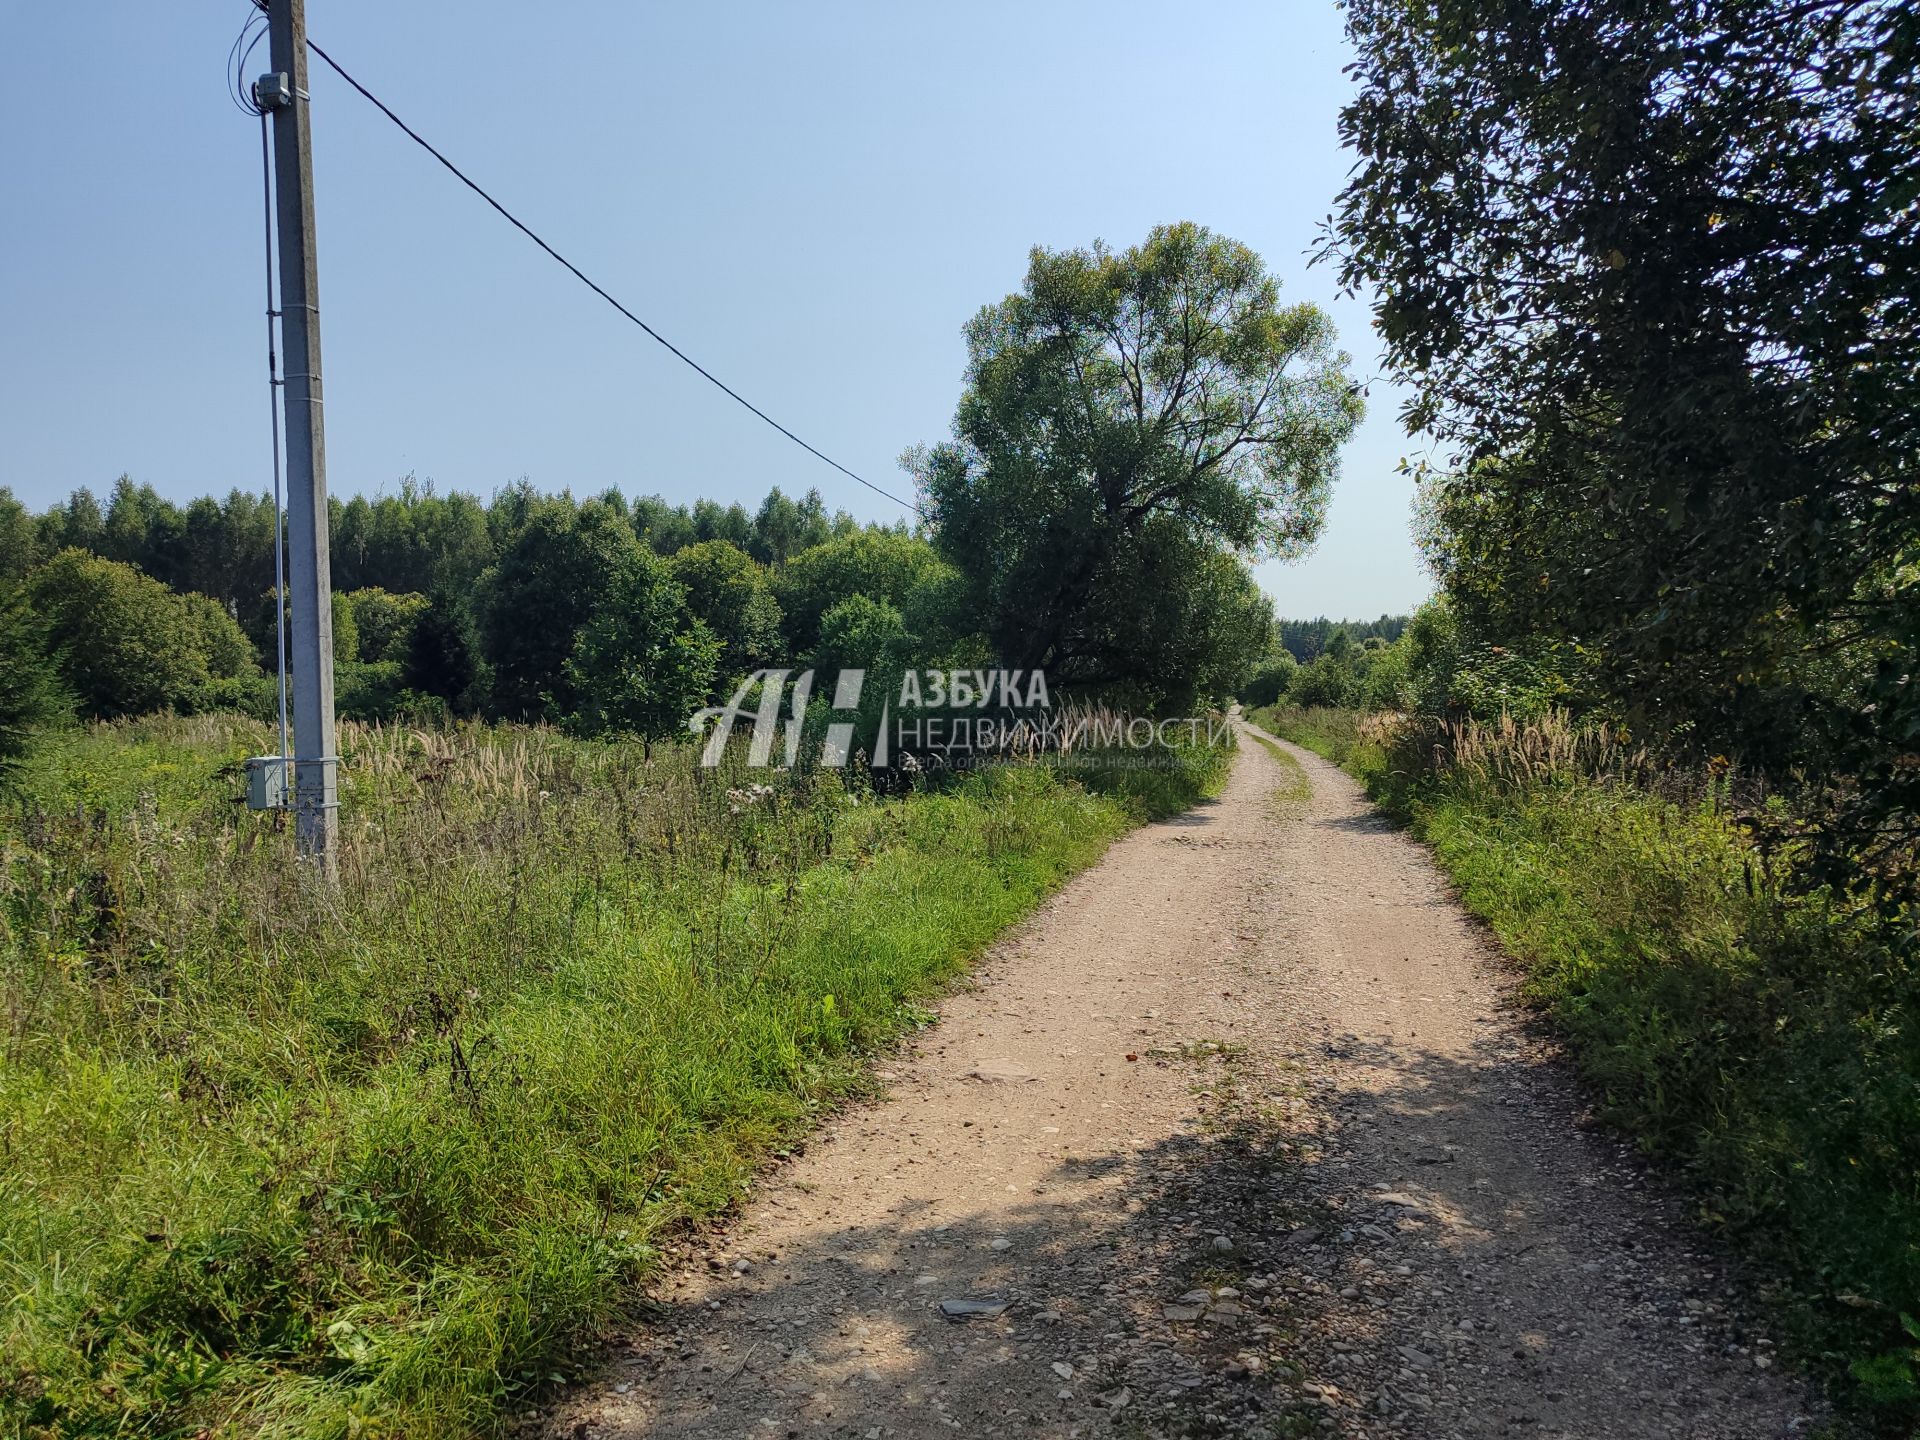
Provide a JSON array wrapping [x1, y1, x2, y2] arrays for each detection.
[[545, 725, 1820, 1439]]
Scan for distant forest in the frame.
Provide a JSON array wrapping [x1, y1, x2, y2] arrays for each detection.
[[1275, 615, 1408, 663]]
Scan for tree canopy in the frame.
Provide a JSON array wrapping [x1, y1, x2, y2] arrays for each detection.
[[29, 550, 256, 718], [1331, 0, 1920, 901], [565, 546, 719, 745], [911, 222, 1358, 698]]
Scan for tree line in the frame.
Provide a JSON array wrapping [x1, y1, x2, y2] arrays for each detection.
[[1274, 615, 1407, 664], [0, 475, 869, 619], [0, 477, 941, 741], [1, 222, 1366, 770]]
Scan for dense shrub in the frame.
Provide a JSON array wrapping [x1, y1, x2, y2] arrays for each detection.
[[0, 582, 70, 779], [669, 539, 783, 681], [1238, 651, 1297, 708], [564, 547, 720, 744], [29, 550, 233, 717], [772, 530, 950, 657], [342, 587, 431, 665]]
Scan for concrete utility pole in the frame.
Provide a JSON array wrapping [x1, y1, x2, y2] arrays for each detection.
[[263, 0, 339, 872]]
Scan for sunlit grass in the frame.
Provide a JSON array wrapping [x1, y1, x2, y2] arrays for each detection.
[[1256, 703, 1920, 1423], [0, 715, 1225, 1436]]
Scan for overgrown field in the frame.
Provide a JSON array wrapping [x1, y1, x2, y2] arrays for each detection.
[[1252, 704, 1920, 1425], [1, 717, 1228, 1437]]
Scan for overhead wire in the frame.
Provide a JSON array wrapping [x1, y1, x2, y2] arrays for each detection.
[[243, 8, 924, 517], [227, 7, 269, 116]]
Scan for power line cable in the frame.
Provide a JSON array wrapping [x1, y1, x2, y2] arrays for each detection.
[[287, 27, 924, 517], [227, 7, 269, 115]]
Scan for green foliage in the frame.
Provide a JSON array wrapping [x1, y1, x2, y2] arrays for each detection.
[[1247, 705, 1374, 773], [336, 659, 411, 722], [29, 550, 215, 718], [174, 594, 253, 682], [814, 594, 907, 674], [1400, 597, 1594, 722], [402, 594, 487, 714], [565, 549, 720, 744], [911, 222, 1359, 700], [1270, 629, 1414, 713], [668, 540, 783, 681], [1330, 0, 1920, 905], [329, 590, 360, 665], [1238, 647, 1297, 708], [39, 488, 104, 556], [1049, 711, 1237, 821], [11, 478, 885, 724], [1274, 614, 1407, 663], [1421, 772, 1920, 1422], [0, 716, 1227, 1435], [747, 486, 836, 565], [0, 582, 71, 780], [342, 587, 431, 665], [473, 500, 641, 720], [32, 478, 282, 613], [772, 530, 951, 658], [1853, 1314, 1920, 1408], [0, 488, 44, 582], [1072, 524, 1276, 709], [332, 478, 494, 598]]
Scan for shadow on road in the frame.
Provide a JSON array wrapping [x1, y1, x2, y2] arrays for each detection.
[[551, 1016, 1787, 1439]]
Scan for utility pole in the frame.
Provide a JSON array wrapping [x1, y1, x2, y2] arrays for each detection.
[[262, 0, 339, 872]]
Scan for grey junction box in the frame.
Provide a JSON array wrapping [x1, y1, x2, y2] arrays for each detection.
[[244, 756, 289, 811]]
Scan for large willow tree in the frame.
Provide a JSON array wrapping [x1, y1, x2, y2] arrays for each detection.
[[910, 222, 1361, 701]]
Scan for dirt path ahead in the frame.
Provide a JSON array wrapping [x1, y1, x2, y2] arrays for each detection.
[[546, 727, 1820, 1439]]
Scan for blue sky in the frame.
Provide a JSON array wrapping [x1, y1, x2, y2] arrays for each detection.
[[0, 0, 1431, 619]]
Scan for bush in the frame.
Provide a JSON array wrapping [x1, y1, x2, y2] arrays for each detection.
[[0, 582, 71, 780], [1403, 596, 1594, 721], [1287, 653, 1357, 708], [29, 550, 211, 717], [336, 659, 407, 721], [178, 592, 261, 683], [773, 531, 951, 656], [198, 672, 277, 723], [342, 587, 431, 664], [669, 540, 783, 681], [565, 548, 719, 745], [1239, 653, 1297, 708], [474, 500, 641, 720], [403, 594, 487, 714]]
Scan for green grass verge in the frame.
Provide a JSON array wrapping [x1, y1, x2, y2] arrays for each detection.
[[1252, 704, 1920, 1430], [1, 715, 1226, 1437]]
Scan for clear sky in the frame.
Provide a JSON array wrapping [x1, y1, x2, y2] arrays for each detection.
[[0, 0, 1431, 620]]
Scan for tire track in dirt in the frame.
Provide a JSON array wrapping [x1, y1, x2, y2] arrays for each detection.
[[541, 725, 1821, 1439]]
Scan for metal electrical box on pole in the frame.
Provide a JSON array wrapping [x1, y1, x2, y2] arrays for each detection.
[[261, 0, 339, 873]]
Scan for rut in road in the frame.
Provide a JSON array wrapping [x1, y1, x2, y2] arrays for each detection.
[[544, 724, 1821, 1440]]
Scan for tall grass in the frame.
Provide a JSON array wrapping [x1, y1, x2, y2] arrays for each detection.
[[0, 714, 1223, 1436], [1253, 703, 1920, 1425]]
